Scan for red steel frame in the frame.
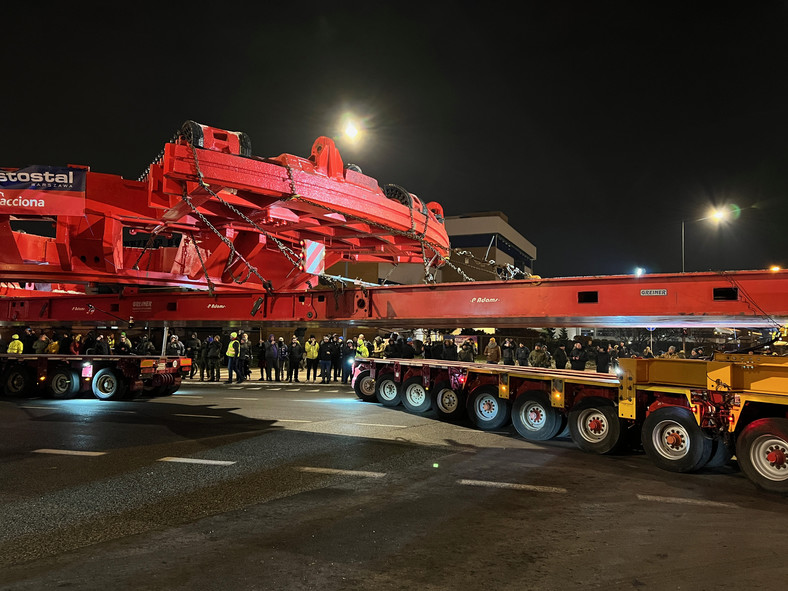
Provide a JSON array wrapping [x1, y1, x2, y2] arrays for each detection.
[[2, 269, 786, 328]]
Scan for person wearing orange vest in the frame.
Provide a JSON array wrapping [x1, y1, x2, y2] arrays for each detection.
[[224, 332, 244, 384]]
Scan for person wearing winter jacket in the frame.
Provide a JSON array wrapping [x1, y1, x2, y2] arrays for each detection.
[[287, 335, 304, 382], [485, 338, 501, 364], [569, 342, 587, 371], [553, 343, 568, 369], [501, 338, 516, 366], [263, 334, 280, 381], [318, 335, 334, 383], [515, 342, 530, 366]]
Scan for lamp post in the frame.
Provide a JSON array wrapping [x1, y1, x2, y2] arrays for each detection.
[[681, 208, 728, 273]]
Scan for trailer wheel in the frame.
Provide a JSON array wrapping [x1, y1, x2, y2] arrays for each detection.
[[375, 375, 401, 407], [3, 365, 34, 397], [568, 399, 624, 454], [353, 369, 377, 403], [92, 368, 128, 401], [431, 381, 465, 422], [511, 392, 562, 441], [736, 418, 788, 493], [48, 368, 81, 400], [401, 377, 431, 414], [466, 386, 510, 431], [641, 406, 712, 473]]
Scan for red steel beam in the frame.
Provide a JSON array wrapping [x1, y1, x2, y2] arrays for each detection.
[[2, 270, 786, 329]]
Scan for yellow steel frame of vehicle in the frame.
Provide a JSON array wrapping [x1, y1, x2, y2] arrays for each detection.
[[619, 355, 788, 430]]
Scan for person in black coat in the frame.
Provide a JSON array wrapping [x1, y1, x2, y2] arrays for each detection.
[[595, 344, 611, 373], [501, 338, 516, 365], [553, 344, 568, 369], [569, 342, 587, 371], [442, 338, 458, 361]]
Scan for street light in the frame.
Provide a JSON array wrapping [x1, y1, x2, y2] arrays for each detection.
[[681, 207, 729, 273]]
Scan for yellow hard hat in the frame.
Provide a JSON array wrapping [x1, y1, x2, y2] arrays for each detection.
[[12, 334, 19, 339], [230, 332, 237, 339]]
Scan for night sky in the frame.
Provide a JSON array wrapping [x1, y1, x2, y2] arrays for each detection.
[[4, 2, 788, 278]]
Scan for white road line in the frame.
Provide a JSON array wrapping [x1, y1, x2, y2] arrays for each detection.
[[306, 389, 320, 392], [296, 466, 386, 478], [248, 387, 262, 390], [355, 422, 409, 428], [637, 494, 738, 509], [275, 419, 313, 423], [34, 449, 107, 457], [158, 457, 236, 466], [458, 479, 567, 494], [229, 387, 244, 390], [174, 413, 222, 419], [268, 388, 282, 391], [227, 397, 260, 401], [173, 395, 203, 398]]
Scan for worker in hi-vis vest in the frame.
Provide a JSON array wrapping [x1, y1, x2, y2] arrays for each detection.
[[224, 332, 244, 384]]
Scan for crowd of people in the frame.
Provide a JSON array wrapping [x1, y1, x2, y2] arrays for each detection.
[[2, 327, 716, 383]]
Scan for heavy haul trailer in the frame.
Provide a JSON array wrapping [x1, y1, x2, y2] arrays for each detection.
[[0, 353, 189, 401], [351, 354, 788, 493]]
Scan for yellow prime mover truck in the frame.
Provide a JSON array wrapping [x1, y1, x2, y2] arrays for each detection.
[[352, 353, 788, 493]]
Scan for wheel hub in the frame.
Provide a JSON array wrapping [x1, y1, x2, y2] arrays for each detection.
[[665, 430, 685, 450], [767, 446, 787, 469], [528, 407, 544, 424], [587, 417, 604, 434]]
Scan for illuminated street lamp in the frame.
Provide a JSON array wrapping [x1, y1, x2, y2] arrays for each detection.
[[681, 207, 729, 273]]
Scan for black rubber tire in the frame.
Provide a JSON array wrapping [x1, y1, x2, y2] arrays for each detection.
[[431, 381, 465, 422], [2, 365, 34, 397], [91, 367, 128, 401], [401, 376, 431, 414], [568, 399, 624, 454], [641, 406, 713, 473], [736, 418, 788, 493], [48, 368, 81, 400], [353, 369, 377, 403], [466, 386, 510, 431], [375, 374, 401, 407], [704, 436, 735, 469], [511, 392, 563, 441]]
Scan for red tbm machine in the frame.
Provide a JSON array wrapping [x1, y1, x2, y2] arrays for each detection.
[[0, 120, 450, 399], [4, 121, 788, 494]]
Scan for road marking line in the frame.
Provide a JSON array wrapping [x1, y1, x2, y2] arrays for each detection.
[[458, 479, 567, 494], [34, 449, 107, 457], [173, 395, 203, 398], [158, 457, 236, 466], [355, 422, 408, 428], [296, 467, 386, 478], [227, 397, 260, 401], [276, 419, 313, 423], [248, 387, 262, 390], [174, 413, 222, 419], [637, 494, 738, 509], [230, 387, 243, 390], [268, 388, 282, 391]]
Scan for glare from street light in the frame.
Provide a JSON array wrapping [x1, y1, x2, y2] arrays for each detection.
[[634, 267, 645, 277]]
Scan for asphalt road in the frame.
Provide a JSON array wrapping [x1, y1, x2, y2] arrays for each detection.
[[1, 379, 787, 590]]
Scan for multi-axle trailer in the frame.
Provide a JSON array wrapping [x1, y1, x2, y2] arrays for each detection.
[[352, 353, 788, 493]]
